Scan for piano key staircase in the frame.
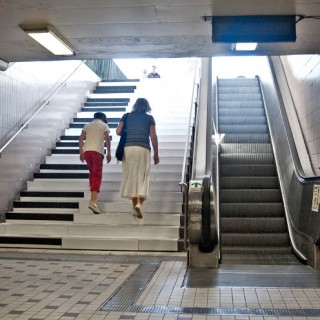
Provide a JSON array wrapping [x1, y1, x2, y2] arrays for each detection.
[[0, 79, 191, 251]]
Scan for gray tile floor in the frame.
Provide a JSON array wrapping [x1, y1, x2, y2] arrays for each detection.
[[1, 249, 320, 320]]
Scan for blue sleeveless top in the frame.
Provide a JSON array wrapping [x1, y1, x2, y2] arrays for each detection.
[[120, 112, 155, 150]]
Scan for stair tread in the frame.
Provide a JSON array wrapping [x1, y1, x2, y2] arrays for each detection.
[[3, 219, 179, 226]]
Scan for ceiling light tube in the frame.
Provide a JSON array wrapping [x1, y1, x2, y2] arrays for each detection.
[[233, 43, 258, 51], [24, 26, 74, 56], [0, 58, 9, 71]]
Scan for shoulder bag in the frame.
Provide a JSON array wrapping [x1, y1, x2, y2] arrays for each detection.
[[115, 113, 128, 162]]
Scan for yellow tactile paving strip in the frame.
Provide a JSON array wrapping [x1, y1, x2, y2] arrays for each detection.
[[0, 250, 320, 320]]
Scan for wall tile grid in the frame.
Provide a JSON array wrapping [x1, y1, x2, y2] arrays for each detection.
[[0, 61, 99, 217], [282, 55, 320, 175]]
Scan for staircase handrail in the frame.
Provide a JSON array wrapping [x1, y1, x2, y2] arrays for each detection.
[[0, 60, 85, 158], [179, 60, 201, 250], [180, 63, 200, 186]]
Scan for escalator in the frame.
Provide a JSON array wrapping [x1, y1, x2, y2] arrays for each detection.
[[184, 58, 320, 269], [186, 73, 303, 267], [217, 77, 299, 264]]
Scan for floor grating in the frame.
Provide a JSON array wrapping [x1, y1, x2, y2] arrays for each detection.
[[128, 306, 320, 317], [99, 260, 161, 311]]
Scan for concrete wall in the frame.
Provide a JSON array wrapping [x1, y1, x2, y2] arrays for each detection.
[[280, 55, 320, 176], [0, 61, 99, 219]]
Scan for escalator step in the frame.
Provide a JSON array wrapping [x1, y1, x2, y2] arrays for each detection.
[[221, 233, 289, 246], [219, 124, 269, 134], [219, 108, 265, 117], [220, 143, 272, 154], [219, 116, 267, 125], [221, 217, 287, 233], [220, 203, 284, 217], [222, 134, 270, 144], [218, 87, 260, 94], [220, 154, 275, 165], [219, 93, 262, 101], [219, 100, 263, 108], [220, 176, 279, 189], [218, 78, 259, 87], [220, 164, 277, 176], [220, 189, 282, 203], [221, 246, 293, 255]]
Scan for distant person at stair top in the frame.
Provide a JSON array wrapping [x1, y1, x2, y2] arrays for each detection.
[[147, 65, 160, 78], [116, 98, 159, 219], [79, 112, 111, 214]]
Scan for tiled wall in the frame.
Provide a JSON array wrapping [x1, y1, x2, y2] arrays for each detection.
[[0, 61, 99, 219], [281, 55, 320, 175]]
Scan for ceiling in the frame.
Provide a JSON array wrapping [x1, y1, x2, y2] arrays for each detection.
[[1, 0, 320, 63]]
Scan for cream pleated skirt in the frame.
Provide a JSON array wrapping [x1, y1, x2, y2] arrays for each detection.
[[120, 146, 151, 199]]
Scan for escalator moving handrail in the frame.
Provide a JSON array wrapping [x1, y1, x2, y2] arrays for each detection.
[[257, 74, 308, 262], [200, 175, 214, 253], [259, 67, 320, 184]]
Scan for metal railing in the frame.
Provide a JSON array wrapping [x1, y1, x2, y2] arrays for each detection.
[[187, 58, 220, 266], [179, 61, 201, 250], [213, 76, 221, 247], [199, 58, 216, 253], [0, 60, 85, 158]]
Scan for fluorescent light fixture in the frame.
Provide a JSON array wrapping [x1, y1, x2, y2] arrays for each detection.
[[234, 42, 258, 51], [0, 58, 9, 71], [24, 26, 74, 55]]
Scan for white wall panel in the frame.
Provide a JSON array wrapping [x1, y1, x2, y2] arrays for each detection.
[[281, 55, 320, 175], [0, 61, 99, 218]]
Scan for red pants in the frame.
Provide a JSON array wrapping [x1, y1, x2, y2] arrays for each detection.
[[84, 151, 103, 192]]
